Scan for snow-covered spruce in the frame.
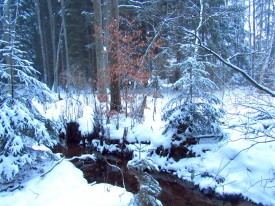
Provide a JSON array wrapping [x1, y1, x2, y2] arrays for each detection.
[[127, 158, 162, 206], [0, 3, 61, 182], [0, 98, 60, 182], [163, 56, 225, 139]]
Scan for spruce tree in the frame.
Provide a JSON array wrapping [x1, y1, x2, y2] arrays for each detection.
[[127, 158, 162, 206], [163, 46, 225, 139], [0, 0, 60, 183]]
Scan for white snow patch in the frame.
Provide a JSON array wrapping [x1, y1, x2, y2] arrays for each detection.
[[0, 160, 132, 206]]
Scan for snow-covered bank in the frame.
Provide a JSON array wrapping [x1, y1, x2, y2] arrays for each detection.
[[0, 160, 132, 206], [26, 87, 275, 206]]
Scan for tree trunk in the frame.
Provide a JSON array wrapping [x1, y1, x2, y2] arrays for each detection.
[[94, 0, 106, 96], [109, 0, 121, 111], [259, 27, 275, 84], [61, 0, 70, 73], [3, 0, 15, 98], [35, 0, 48, 84], [54, 27, 63, 92], [47, 0, 57, 91], [252, 0, 256, 79], [102, 0, 111, 78]]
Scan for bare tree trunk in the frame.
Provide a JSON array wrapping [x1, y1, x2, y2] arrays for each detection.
[[60, 0, 70, 73], [102, 0, 111, 78], [110, 0, 121, 111], [47, 0, 57, 91], [35, 0, 47, 84], [54, 27, 63, 92], [94, 0, 106, 96], [259, 27, 275, 84], [266, 0, 271, 47], [252, 0, 256, 79], [3, 0, 14, 98]]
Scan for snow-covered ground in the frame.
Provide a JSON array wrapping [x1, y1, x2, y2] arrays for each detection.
[[2, 87, 275, 206], [0, 158, 132, 206]]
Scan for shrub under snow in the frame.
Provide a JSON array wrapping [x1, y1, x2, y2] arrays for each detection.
[[0, 98, 60, 182]]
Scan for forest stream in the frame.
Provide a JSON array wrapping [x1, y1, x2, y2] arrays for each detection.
[[55, 142, 258, 206]]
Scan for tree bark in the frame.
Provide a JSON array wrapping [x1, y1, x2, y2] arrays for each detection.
[[54, 27, 63, 92], [252, 0, 256, 79], [47, 0, 57, 91], [94, 0, 106, 96], [259, 27, 275, 84], [109, 0, 121, 111], [60, 0, 70, 73], [102, 0, 111, 75], [3, 0, 15, 98], [35, 0, 47, 84]]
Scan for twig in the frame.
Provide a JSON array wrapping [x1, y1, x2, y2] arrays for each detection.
[[28, 188, 39, 198], [40, 158, 64, 178], [104, 158, 125, 189]]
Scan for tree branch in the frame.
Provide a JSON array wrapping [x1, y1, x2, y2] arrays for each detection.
[[40, 158, 64, 178], [199, 43, 275, 97], [182, 29, 275, 97]]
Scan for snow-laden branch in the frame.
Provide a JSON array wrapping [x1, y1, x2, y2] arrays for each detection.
[[199, 43, 275, 97], [182, 29, 275, 97]]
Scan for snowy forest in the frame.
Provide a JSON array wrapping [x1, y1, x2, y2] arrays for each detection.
[[0, 0, 275, 205]]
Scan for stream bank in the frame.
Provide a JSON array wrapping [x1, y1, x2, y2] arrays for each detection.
[[54, 142, 258, 206], [52, 121, 261, 206]]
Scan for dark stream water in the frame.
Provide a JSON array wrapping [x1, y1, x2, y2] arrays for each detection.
[[55, 144, 258, 206]]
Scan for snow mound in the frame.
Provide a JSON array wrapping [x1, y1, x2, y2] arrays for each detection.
[[0, 160, 132, 206]]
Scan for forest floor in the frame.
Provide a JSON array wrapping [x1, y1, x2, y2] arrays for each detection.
[[1, 86, 275, 206]]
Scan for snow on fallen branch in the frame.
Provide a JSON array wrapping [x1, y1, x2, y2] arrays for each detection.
[[41, 158, 65, 178], [66, 154, 97, 162]]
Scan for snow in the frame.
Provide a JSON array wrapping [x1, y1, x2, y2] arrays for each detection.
[[2, 87, 275, 206], [0, 159, 132, 206]]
